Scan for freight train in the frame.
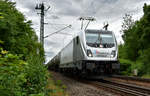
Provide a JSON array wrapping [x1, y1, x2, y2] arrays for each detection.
[[47, 27, 120, 75]]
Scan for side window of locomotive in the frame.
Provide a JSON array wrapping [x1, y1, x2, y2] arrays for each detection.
[[76, 36, 79, 44]]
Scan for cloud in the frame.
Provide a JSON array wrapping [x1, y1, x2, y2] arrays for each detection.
[[45, 51, 54, 57], [50, 15, 60, 19], [13, 0, 150, 62]]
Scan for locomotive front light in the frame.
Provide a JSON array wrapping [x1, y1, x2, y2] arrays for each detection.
[[87, 49, 93, 57], [111, 55, 114, 58], [99, 44, 103, 48], [88, 53, 92, 57], [111, 50, 116, 57]]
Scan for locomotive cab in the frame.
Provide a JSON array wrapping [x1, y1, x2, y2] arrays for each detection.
[[85, 29, 117, 60], [84, 29, 120, 74]]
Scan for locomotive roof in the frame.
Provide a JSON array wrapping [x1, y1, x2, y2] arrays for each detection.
[[85, 29, 113, 34]]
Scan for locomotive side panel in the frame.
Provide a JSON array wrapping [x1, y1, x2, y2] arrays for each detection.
[[73, 36, 85, 62], [73, 36, 86, 70], [60, 40, 73, 68]]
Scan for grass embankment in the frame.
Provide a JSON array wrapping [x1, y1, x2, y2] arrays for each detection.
[[46, 73, 68, 96]]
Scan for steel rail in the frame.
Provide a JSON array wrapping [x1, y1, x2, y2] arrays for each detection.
[[111, 75, 150, 83], [86, 79, 150, 96]]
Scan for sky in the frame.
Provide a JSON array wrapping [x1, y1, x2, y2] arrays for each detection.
[[11, 0, 150, 63]]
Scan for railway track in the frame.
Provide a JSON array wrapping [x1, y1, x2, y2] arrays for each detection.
[[85, 78, 150, 96], [60, 72, 150, 95], [111, 75, 150, 83]]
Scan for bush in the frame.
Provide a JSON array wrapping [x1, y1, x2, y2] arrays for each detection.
[[120, 58, 145, 76], [24, 54, 48, 95], [0, 48, 28, 96], [119, 59, 133, 75], [0, 47, 48, 96], [137, 48, 150, 75], [0, 0, 48, 95], [130, 60, 144, 76]]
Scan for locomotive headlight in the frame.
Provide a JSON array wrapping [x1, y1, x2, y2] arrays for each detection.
[[88, 53, 92, 57], [87, 49, 93, 57], [111, 50, 116, 57], [99, 44, 103, 48]]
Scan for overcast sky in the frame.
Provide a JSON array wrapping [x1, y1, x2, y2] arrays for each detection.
[[11, 0, 150, 63]]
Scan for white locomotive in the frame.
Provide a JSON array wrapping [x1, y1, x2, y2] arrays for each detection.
[[48, 26, 120, 75]]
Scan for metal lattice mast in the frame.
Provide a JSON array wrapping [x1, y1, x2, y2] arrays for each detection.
[[40, 3, 44, 47], [35, 3, 45, 48]]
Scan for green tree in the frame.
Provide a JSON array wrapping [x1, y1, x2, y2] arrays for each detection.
[[0, 0, 47, 95], [120, 3, 150, 76], [121, 13, 135, 41], [0, 0, 44, 60]]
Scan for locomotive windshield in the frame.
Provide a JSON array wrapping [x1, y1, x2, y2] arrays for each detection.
[[85, 30, 115, 48]]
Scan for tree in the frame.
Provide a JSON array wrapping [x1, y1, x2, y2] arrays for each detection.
[[119, 3, 150, 75], [0, 0, 47, 95], [0, 0, 44, 60], [120, 14, 135, 41]]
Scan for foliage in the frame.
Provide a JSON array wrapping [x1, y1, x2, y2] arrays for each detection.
[[0, 47, 28, 96], [25, 55, 48, 95], [0, 46, 48, 96], [0, 0, 44, 60], [119, 59, 132, 75], [0, 0, 48, 95], [120, 13, 135, 41], [119, 3, 150, 76]]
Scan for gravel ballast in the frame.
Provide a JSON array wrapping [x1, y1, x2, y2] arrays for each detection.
[[50, 71, 117, 96]]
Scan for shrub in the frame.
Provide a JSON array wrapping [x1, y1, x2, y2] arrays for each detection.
[[0, 0, 48, 95], [119, 59, 133, 75], [130, 60, 144, 76], [24, 54, 48, 95], [0, 47, 28, 96], [0, 44, 48, 96]]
